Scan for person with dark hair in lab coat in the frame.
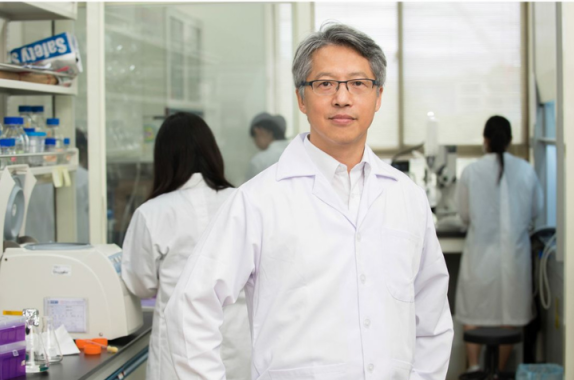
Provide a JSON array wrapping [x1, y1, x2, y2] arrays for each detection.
[[455, 116, 543, 374], [246, 112, 289, 181], [121, 112, 251, 380]]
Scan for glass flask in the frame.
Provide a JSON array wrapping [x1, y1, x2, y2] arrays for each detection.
[[42, 316, 63, 363], [23, 308, 49, 373]]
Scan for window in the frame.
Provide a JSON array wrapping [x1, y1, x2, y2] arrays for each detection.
[[403, 3, 523, 146], [314, 2, 524, 150]]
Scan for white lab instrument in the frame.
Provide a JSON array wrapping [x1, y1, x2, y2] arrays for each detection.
[[0, 243, 143, 340], [391, 112, 462, 230], [0, 165, 142, 340], [423, 112, 458, 218]]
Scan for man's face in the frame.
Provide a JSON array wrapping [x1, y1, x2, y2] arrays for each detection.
[[296, 44, 383, 153], [253, 127, 274, 150]]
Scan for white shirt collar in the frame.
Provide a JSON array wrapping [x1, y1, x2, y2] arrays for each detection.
[[303, 134, 370, 181]]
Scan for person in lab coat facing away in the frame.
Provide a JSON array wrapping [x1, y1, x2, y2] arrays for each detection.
[[121, 112, 251, 380], [166, 24, 453, 380], [455, 116, 543, 373], [246, 112, 289, 181]]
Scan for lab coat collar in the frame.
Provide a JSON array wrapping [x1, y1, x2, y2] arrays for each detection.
[[277, 133, 399, 229], [179, 173, 207, 191], [276, 133, 398, 182]]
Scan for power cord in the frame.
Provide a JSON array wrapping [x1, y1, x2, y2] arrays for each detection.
[[534, 233, 557, 310]]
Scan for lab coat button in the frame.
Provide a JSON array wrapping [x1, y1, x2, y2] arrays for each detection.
[[356, 233, 361, 242], [360, 274, 366, 284], [364, 319, 371, 328], [368, 363, 374, 372]]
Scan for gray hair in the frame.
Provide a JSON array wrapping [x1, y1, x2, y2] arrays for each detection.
[[292, 23, 387, 98]]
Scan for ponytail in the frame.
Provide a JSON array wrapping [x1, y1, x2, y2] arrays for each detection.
[[483, 116, 512, 184]]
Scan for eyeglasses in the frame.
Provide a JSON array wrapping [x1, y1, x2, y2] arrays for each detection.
[[300, 79, 380, 96]]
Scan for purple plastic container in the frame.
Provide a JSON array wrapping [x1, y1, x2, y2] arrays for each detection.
[[0, 317, 25, 346], [0, 341, 26, 380]]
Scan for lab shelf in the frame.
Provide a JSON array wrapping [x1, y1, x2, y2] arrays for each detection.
[[28, 163, 78, 176], [2, 148, 79, 177], [0, 2, 77, 21], [0, 79, 77, 96]]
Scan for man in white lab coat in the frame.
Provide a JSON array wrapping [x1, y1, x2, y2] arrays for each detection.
[[166, 23, 453, 380], [246, 112, 290, 181]]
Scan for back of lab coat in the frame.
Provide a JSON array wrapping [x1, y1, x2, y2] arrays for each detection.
[[121, 174, 251, 380], [455, 153, 543, 326]]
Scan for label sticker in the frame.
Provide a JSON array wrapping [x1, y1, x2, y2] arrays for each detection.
[[52, 265, 71, 276]]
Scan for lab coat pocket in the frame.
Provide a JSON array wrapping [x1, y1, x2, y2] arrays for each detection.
[[269, 363, 346, 380], [381, 227, 418, 303], [390, 359, 412, 380]]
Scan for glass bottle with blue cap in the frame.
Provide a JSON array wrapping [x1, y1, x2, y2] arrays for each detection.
[[26, 131, 47, 166], [30, 106, 46, 134], [2, 117, 28, 154], [0, 138, 17, 169], [46, 118, 63, 150], [18, 105, 33, 130], [44, 138, 58, 166]]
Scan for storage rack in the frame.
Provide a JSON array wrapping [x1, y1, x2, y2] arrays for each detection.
[[0, 2, 79, 242]]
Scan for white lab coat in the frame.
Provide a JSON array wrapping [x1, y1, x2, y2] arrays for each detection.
[[455, 153, 543, 326], [246, 139, 290, 181], [121, 174, 252, 380], [166, 133, 453, 380]]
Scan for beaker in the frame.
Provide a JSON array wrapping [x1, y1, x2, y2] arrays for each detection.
[[42, 316, 63, 363], [23, 308, 49, 373]]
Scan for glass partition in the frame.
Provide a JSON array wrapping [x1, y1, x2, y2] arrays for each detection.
[[77, 3, 289, 245]]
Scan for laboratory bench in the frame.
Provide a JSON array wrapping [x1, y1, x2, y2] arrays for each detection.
[[26, 311, 152, 380], [436, 229, 465, 311]]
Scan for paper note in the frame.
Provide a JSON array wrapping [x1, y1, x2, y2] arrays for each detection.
[[62, 168, 71, 187], [52, 168, 62, 188], [57, 325, 80, 355]]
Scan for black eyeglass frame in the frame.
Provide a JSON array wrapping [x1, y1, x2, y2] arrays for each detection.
[[299, 78, 381, 94]]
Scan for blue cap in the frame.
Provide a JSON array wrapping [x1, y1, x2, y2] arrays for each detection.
[[63, 138, 70, 145], [23, 128, 35, 134], [3, 117, 24, 125], [18, 105, 32, 113], [46, 118, 59, 126], [45, 138, 57, 145], [31, 106, 44, 113], [0, 138, 16, 147], [27, 131, 46, 137]]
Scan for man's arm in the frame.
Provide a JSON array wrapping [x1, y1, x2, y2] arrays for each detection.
[[412, 191, 454, 380], [165, 189, 258, 379]]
